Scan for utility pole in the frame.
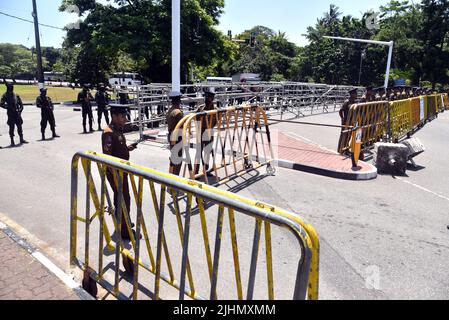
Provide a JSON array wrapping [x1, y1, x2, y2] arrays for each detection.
[[32, 0, 45, 90], [358, 49, 366, 86]]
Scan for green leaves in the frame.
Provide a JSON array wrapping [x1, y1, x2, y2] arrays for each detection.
[[60, 0, 228, 84], [300, 1, 449, 88]]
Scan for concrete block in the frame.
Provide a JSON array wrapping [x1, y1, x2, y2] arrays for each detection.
[[401, 137, 425, 159], [373, 143, 409, 175]]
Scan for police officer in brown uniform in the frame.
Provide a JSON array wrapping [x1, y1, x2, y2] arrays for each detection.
[[386, 87, 394, 101], [166, 91, 184, 176], [36, 88, 60, 140], [0, 83, 28, 146], [194, 88, 218, 177], [102, 105, 138, 240], [360, 86, 375, 103], [338, 88, 357, 153]]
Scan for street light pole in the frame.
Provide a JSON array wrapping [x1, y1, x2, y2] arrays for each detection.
[[172, 0, 181, 92], [324, 36, 394, 141], [32, 0, 45, 90], [323, 36, 394, 90]]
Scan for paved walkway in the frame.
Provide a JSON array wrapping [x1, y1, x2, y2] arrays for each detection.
[[142, 128, 377, 180], [0, 228, 81, 300], [273, 132, 377, 180]]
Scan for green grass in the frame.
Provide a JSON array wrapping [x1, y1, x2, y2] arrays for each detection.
[[0, 84, 87, 103]]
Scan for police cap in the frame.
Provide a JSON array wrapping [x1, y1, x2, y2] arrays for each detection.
[[168, 91, 182, 99], [110, 104, 130, 116], [204, 87, 216, 96]]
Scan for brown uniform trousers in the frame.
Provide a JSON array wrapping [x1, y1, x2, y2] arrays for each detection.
[[338, 100, 352, 153], [102, 124, 133, 239], [166, 107, 184, 175], [194, 104, 217, 177]]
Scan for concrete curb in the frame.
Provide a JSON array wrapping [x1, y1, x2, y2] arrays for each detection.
[[0, 220, 94, 301], [145, 137, 378, 181], [276, 158, 378, 181]]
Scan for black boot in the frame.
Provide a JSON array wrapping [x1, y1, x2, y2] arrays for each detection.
[[83, 125, 87, 134], [52, 131, 60, 138], [98, 124, 102, 131], [10, 137, 15, 146], [42, 133, 45, 141], [19, 136, 28, 144], [89, 124, 94, 133]]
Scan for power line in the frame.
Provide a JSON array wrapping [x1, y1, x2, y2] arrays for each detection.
[[0, 10, 64, 30]]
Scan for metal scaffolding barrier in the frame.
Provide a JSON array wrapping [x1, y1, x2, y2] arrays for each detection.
[[109, 82, 362, 141]]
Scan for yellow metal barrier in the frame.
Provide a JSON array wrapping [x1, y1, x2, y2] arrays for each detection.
[[390, 99, 412, 142], [338, 94, 447, 155], [436, 94, 444, 113], [443, 94, 449, 110], [338, 101, 388, 154], [410, 97, 421, 128], [172, 104, 276, 186], [427, 95, 438, 118], [70, 151, 320, 300]]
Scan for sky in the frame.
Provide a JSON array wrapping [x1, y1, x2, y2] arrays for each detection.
[[0, 0, 390, 48]]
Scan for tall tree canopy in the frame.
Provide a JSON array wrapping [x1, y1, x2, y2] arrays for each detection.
[[300, 0, 449, 88], [1, 0, 447, 88], [60, 0, 233, 84]]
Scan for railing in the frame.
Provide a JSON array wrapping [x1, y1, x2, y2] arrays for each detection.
[[108, 82, 362, 141], [338, 93, 448, 158], [70, 151, 320, 300], [171, 104, 276, 186]]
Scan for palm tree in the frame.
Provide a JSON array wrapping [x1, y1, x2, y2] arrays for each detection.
[[324, 4, 342, 26]]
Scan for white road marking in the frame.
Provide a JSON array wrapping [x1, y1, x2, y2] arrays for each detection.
[[31, 251, 80, 289], [284, 131, 340, 155], [0, 217, 84, 294], [395, 177, 449, 202]]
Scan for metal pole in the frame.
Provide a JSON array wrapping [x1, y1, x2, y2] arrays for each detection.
[[323, 36, 394, 90], [137, 85, 143, 140], [385, 42, 394, 142], [172, 0, 181, 92], [384, 42, 394, 89], [358, 50, 365, 86], [324, 35, 396, 142], [32, 0, 45, 90]]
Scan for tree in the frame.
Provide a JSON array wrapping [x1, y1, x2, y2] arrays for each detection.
[[419, 0, 449, 87], [230, 27, 299, 81], [60, 0, 230, 84], [296, 1, 449, 87], [0, 43, 48, 80]]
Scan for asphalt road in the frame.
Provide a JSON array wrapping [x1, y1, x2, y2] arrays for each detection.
[[0, 105, 448, 300]]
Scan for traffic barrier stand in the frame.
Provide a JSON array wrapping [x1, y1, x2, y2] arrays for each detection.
[[338, 101, 388, 154], [172, 104, 277, 186], [70, 151, 320, 300], [389, 99, 412, 142]]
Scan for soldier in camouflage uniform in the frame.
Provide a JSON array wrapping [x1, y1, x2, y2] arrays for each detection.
[[0, 83, 28, 146], [36, 88, 60, 140]]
